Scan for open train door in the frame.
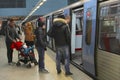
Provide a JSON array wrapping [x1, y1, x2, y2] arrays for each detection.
[[71, 7, 83, 65], [46, 16, 52, 48], [82, 0, 98, 76]]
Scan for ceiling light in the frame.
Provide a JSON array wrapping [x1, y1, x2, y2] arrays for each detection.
[[22, 0, 47, 23]]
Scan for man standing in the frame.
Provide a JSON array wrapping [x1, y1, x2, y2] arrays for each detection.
[[34, 17, 49, 73], [48, 15, 72, 76], [5, 19, 21, 65]]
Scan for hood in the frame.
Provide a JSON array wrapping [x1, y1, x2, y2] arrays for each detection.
[[53, 18, 67, 28]]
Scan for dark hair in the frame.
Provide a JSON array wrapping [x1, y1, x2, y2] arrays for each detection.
[[37, 18, 41, 22], [37, 18, 44, 27], [57, 14, 65, 19]]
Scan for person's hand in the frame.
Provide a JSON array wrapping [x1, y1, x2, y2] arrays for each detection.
[[16, 38, 21, 42], [19, 38, 22, 41], [13, 40, 16, 43], [44, 47, 47, 51]]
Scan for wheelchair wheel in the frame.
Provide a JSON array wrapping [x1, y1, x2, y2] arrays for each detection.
[[26, 63, 31, 68]]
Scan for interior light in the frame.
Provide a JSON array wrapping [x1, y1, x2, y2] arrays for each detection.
[[43, 0, 47, 2], [36, 6, 40, 9], [39, 2, 44, 6]]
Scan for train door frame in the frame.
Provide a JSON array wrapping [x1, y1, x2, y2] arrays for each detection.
[[71, 7, 84, 66], [46, 16, 53, 48]]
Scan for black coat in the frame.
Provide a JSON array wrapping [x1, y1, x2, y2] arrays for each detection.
[[34, 27, 46, 48], [48, 18, 70, 47]]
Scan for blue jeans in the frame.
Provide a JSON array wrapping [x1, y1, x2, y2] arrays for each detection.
[[56, 46, 70, 73], [36, 47, 45, 69]]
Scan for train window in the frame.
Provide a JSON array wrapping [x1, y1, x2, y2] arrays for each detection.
[[76, 17, 83, 34], [75, 10, 83, 35], [85, 9, 92, 45], [99, 4, 120, 54], [110, 3, 120, 14], [100, 6, 109, 16]]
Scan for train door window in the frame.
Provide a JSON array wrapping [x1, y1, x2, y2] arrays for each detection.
[[100, 6, 109, 17], [76, 11, 83, 34], [46, 17, 50, 42], [46, 16, 54, 49], [85, 8, 92, 45], [99, 3, 120, 54]]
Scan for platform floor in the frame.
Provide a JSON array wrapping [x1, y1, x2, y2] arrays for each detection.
[[0, 35, 93, 80]]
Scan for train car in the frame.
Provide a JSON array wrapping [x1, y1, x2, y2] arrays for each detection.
[[97, 0, 120, 80], [31, 0, 120, 80], [43, 0, 95, 78], [44, 1, 85, 67]]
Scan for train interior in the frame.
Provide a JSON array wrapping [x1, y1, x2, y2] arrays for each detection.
[[71, 8, 83, 66]]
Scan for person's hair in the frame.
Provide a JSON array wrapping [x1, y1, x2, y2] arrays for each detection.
[[25, 22, 32, 26], [22, 22, 26, 26], [65, 15, 70, 19], [37, 17, 44, 27], [9, 18, 14, 22]]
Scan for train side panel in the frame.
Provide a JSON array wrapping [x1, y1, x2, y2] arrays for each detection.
[[97, 0, 120, 80], [97, 50, 120, 80]]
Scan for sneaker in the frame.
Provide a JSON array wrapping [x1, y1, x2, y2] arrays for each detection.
[[57, 70, 61, 74], [12, 62, 16, 64], [8, 62, 13, 65], [65, 72, 73, 76], [8, 62, 16, 65], [39, 68, 49, 73]]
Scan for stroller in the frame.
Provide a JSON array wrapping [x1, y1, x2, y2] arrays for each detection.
[[11, 41, 36, 68]]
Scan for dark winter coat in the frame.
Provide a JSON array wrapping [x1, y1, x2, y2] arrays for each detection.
[[34, 27, 46, 48], [5, 25, 20, 43], [47, 18, 70, 47]]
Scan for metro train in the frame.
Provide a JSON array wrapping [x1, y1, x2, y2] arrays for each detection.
[[30, 0, 120, 80]]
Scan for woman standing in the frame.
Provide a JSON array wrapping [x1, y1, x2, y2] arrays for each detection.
[[6, 19, 21, 65], [24, 22, 38, 65]]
